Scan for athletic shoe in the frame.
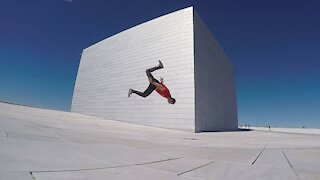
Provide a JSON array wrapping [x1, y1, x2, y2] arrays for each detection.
[[128, 89, 133, 97], [158, 60, 164, 68]]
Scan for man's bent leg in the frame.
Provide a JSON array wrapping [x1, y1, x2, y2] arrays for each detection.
[[132, 83, 156, 98], [146, 61, 163, 83]]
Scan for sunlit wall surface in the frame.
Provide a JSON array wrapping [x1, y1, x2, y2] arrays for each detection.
[[72, 7, 237, 132]]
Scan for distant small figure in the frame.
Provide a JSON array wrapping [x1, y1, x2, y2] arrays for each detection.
[[128, 60, 176, 104], [269, 126, 271, 132]]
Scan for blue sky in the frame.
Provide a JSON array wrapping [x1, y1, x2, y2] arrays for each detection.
[[0, 0, 319, 128]]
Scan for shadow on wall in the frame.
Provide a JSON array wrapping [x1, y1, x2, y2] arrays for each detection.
[[201, 128, 253, 133]]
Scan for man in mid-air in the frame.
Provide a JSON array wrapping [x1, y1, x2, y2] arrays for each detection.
[[128, 60, 176, 104]]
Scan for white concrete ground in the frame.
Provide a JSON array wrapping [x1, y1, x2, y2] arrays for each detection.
[[0, 102, 319, 180], [250, 127, 320, 135]]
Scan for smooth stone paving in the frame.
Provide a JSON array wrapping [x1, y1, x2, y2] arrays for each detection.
[[0, 102, 319, 180]]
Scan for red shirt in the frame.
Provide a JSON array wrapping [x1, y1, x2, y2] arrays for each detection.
[[156, 83, 171, 99]]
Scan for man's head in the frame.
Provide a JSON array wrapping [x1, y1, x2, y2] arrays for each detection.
[[167, 97, 176, 104]]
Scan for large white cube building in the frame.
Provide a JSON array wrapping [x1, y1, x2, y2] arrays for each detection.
[[72, 7, 238, 132]]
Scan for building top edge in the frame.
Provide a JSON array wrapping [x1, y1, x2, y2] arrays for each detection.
[[83, 6, 194, 52]]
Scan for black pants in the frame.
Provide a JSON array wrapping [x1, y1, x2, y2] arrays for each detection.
[[132, 66, 161, 98]]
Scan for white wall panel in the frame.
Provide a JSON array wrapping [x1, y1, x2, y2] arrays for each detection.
[[72, 7, 238, 132], [72, 7, 195, 131], [194, 10, 238, 132]]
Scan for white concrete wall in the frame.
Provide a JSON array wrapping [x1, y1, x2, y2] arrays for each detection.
[[72, 7, 238, 132], [72, 7, 195, 131], [194, 10, 238, 132]]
